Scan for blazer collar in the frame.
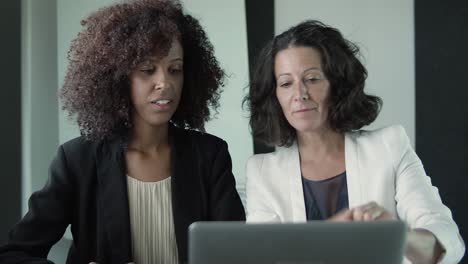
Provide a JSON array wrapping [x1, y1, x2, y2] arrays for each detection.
[[95, 137, 133, 263], [284, 142, 307, 222], [283, 132, 363, 222], [169, 126, 200, 262], [344, 132, 363, 207], [95, 125, 198, 262]]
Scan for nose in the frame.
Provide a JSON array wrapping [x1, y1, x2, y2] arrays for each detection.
[[294, 81, 309, 101], [152, 70, 170, 90]]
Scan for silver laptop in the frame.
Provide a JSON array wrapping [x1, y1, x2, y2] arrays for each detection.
[[189, 221, 406, 264]]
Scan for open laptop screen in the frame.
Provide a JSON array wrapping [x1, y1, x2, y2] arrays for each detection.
[[189, 221, 406, 264]]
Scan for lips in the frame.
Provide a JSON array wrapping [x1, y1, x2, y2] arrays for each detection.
[[293, 107, 317, 113], [150, 99, 172, 105], [148, 98, 174, 112]]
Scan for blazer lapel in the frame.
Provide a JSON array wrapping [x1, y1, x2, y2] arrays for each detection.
[[285, 142, 307, 222], [345, 132, 363, 207], [169, 126, 201, 261], [285, 134, 363, 220], [95, 139, 133, 263]]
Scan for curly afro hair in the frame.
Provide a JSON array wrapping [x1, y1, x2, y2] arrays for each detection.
[[244, 20, 382, 147], [60, 0, 225, 141]]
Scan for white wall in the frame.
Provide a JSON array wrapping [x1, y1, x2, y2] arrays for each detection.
[[181, 0, 252, 191], [57, 0, 118, 144], [275, 0, 416, 145], [22, 0, 66, 261], [21, 0, 59, 213]]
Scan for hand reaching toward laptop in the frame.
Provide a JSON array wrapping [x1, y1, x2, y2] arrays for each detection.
[[329, 201, 444, 264], [329, 201, 393, 222]]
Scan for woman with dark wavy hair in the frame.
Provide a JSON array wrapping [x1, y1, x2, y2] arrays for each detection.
[[244, 20, 464, 263], [0, 0, 244, 263]]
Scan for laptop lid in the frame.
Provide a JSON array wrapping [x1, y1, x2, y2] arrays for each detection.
[[189, 221, 406, 264]]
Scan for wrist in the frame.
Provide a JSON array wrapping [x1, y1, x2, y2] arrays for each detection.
[[405, 228, 444, 264]]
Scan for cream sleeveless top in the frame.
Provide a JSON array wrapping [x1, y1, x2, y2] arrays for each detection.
[[126, 176, 179, 264]]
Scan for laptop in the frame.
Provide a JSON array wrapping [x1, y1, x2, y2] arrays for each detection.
[[189, 221, 406, 264]]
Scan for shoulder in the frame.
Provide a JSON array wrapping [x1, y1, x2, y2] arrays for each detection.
[[348, 124, 409, 146], [59, 136, 102, 156], [347, 125, 412, 162], [246, 144, 295, 172], [247, 151, 278, 166], [46, 136, 102, 185], [246, 153, 266, 169], [176, 127, 226, 146], [171, 126, 229, 157], [58, 136, 106, 170]]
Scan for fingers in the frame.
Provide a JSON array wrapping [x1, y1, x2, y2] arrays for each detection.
[[329, 208, 354, 222], [329, 201, 393, 222], [352, 201, 390, 221], [364, 207, 383, 221]]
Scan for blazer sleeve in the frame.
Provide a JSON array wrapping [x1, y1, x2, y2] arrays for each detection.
[[386, 125, 465, 263], [245, 155, 280, 222], [208, 140, 246, 221], [0, 146, 73, 264]]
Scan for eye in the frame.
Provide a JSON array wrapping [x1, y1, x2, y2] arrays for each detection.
[[140, 68, 155, 75], [279, 82, 291, 88], [305, 76, 322, 83], [169, 67, 183, 75]]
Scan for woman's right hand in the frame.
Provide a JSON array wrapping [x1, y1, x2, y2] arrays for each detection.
[[328, 208, 354, 222], [329, 201, 394, 222], [330, 202, 445, 263]]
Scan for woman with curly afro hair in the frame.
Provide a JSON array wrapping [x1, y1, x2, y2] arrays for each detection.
[[0, 0, 245, 263]]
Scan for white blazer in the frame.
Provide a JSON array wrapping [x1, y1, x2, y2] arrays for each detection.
[[246, 125, 465, 263]]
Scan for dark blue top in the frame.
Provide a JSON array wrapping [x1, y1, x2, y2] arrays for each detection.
[[302, 171, 349, 220]]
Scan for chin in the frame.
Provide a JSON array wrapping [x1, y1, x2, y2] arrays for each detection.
[[291, 122, 324, 133], [151, 119, 172, 126], [142, 116, 173, 127]]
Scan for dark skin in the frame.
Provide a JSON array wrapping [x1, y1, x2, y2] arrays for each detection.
[[90, 40, 184, 264], [125, 123, 171, 182], [125, 40, 183, 183]]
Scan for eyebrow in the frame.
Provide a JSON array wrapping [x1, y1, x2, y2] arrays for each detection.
[[169, 58, 183, 63], [303, 67, 322, 74], [277, 67, 322, 78], [144, 57, 183, 64], [277, 73, 292, 78]]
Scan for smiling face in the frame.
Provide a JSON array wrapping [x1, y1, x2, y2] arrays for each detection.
[[129, 40, 184, 128], [275, 46, 331, 133]]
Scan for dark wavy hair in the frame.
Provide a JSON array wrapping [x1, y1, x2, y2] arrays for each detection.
[[244, 20, 382, 147], [60, 0, 225, 141]]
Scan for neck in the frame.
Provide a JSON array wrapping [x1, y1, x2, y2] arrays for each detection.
[[128, 117, 169, 153], [297, 126, 344, 162]]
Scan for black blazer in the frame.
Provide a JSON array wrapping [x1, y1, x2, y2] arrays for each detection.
[[0, 126, 246, 263]]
